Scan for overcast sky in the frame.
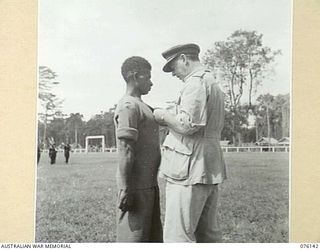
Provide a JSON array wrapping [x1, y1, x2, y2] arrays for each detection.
[[39, 0, 292, 120]]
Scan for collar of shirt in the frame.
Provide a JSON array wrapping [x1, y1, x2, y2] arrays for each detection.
[[182, 66, 206, 83], [178, 67, 206, 98]]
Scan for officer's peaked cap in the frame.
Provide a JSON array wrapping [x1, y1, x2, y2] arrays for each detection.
[[161, 43, 200, 72]]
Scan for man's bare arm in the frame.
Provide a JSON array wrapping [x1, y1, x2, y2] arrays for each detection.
[[117, 138, 135, 211], [118, 138, 135, 189]]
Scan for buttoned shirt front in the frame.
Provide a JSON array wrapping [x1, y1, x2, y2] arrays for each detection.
[[159, 67, 227, 185]]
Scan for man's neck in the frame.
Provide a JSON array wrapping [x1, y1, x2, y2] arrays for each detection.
[[125, 83, 141, 98], [183, 61, 204, 82], [188, 61, 203, 73]]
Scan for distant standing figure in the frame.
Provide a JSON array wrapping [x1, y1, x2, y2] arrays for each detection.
[[49, 144, 57, 165], [37, 145, 41, 164], [64, 143, 71, 164]]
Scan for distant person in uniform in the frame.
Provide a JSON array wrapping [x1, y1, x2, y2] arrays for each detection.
[[49, 144, 57, 165], [64, 143, 71, 164], [153, 43, 227, 242], [113, 56, 162, 242]]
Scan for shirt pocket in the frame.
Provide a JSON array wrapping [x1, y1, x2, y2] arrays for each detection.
[[160, 133, 193, 180]]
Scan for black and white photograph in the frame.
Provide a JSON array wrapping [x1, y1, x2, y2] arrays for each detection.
[[36, 0, 292, 243]]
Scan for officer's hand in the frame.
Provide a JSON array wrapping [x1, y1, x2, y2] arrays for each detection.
[[153, 108, 167, 126], [118, 189, 134, 212]]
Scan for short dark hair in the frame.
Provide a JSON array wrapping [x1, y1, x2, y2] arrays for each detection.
[[121, 56, 151, 82], [185, 53, 200, 61]]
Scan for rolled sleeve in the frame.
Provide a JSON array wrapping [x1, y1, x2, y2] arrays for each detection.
[[174, 112, 198, 135], [115, 101, 139, 142], [116, 127, 138, 141]]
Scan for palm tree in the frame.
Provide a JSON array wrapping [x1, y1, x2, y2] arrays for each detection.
[[257, 94, 275, 144], [66, 113, 84, 147]]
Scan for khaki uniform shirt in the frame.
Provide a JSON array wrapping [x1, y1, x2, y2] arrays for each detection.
[[159, 67, 227, 185], [114, 96, 161, 190]]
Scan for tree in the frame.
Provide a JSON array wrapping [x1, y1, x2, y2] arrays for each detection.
[[38, 66, 64, 147], [203, 30, 280, 145], [66, 113, 84, 147], [46, 117, 67, 146], [241, 127, 256, 144], [257, 93, 275, 143], [104, 106, 116, 147], [83, 107, 116, 148], [221, 103, 249, 145], [255, 93, 290, 140], [273, 94, 290, 138]]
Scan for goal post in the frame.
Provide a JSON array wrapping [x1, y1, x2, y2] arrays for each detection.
[[85, 135, 105, 153]]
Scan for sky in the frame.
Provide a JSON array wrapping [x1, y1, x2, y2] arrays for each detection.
[[39, 0, 292, 121]]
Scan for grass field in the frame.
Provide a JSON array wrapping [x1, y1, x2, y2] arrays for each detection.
[[35, 152, 289, 243]]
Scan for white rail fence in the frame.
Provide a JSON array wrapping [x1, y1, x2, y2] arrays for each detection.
[[43, 148, 117, 154], [222, 146, 289, 153], [43, 146, 289, 154]]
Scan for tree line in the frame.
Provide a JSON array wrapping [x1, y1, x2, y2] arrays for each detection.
[[221, 93, 289, 145], [38, 29, 289, 148], [38, 92, 289, 148], [38, 110, 116, 149]]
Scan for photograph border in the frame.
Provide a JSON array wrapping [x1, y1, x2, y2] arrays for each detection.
[[0, 0, 319, 243]]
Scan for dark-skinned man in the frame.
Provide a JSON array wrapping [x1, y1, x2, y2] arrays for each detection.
[[114, 56, 162, 242]]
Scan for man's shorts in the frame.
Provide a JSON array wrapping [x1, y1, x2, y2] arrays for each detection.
[[116, 186, 163, 242]]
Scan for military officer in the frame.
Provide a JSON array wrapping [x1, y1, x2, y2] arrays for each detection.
[[154, 43, 227, 243]]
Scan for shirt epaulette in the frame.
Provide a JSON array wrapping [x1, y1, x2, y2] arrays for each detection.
[[191, 69, 211, 78]]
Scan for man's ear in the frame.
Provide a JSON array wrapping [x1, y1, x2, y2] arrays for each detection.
[[126, 71, 137, 81], [132, 72, 137, 81], [180, 54, 187, 62], [180, 54, 189, 67]]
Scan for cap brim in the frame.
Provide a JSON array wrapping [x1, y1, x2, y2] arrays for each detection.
[[162, 57, 176, 72]]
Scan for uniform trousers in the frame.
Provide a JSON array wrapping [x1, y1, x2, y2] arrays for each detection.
[[64, 152, 70, 163], [164, 182, 222, 243], [116, 186, 163, 242]]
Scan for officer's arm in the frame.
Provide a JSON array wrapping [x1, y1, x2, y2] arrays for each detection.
[[154, 79, 207, 135], [154, 110, 200, 135]]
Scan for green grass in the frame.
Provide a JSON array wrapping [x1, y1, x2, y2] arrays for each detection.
[[35, 152, 289, 243]]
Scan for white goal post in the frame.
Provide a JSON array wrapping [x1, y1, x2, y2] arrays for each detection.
[[85, 135, 105, 153]]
